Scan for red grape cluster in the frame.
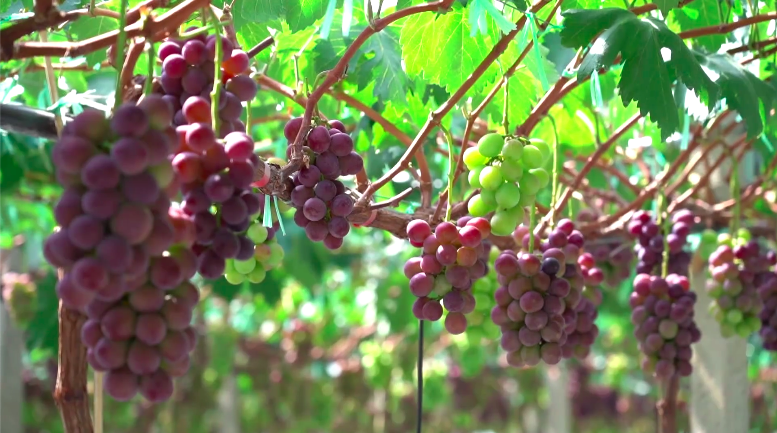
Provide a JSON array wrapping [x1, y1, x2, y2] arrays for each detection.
[[757, 267, 777, 351], [172, 125, 265, 279], [492, 219, 590, 366], [45, 101, 200, 402], [285, 118, 364, 249], [630, 273, 700, 378], [404, 217, 492, 334], [628, 209, 693, 276], [706, 238, 769, 338], [157, 31, 257, 137]]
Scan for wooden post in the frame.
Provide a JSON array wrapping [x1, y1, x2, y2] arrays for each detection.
[[545, 363, 571, 433], [689, 270, 749, 433], [0, 246, 25, 433], [0, 306, 24, 433]]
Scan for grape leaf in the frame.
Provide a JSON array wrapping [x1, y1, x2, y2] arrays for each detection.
[[400, 7, 498, 93], [236, 0, 286, 24], [559, 8, 717, 139], [653, 0, 679, 17], [69, 16, 118, 67], [693, 52, 777, 138], [285, 0, 327, 32], [671, 0, 725, 52], [356, 27, 408, 103]]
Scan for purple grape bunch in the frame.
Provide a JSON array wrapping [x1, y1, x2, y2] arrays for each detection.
[[627, 209, 693, 276], [285, 118, 364, 250], [46, 99, 199, 403], [156, 30, 257, 137], [630, 273, 700, 378], [404, 217, 492, 334], [757, 264, 777, 351]]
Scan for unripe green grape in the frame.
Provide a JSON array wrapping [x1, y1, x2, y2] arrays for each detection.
[[521, 145, 544, 169], [248, 266, 267, 284], [463, 147, 489, 170], [480, 189, 497, 207], [529, 138, 551, 163], [495, 182, 521, 209], [225, 271, 245, 284], [517, 193, 535, 207], [468, 167, 483, 188], [467, 194, 490, 217], [264, 243, 284, 267], [479, 165, 504, 191], [491, 206, 524, 236], [745, 315, 761, 332], [501, 158, 523, 182], [709, 302, 721, 317], [528, 168, 549, 189], [725, 309, 743, 324], [234, 259, 256, 274], [477, 133, 504, 158], [502, 139, 524, 162], [717, 233, 732, 246], [519, 173, 541, 196], [701, 229, 717, 244], [735, 228, 751, 242], [225, 259, 236, 274], [735, 322, 751, 338], [149, 163, 174, 188], [433, 275, 452, 297], [708, 284, 723, 298], [247, 224, 268, 244]]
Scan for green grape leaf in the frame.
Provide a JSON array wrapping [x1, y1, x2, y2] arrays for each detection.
[[671, 0, 725, 52], [652, 0, 679, 17], [356, 27, 408, 103], [236, 0, 286, 24], [559, 8, 717, 139], [236, 23, 273, 52], [693, 52, 777, 138], [285, 0, 327, 32], [69, 16, 118, 66], [400, 7, 497, 93]]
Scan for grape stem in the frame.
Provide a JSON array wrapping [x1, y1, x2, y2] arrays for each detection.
[[548, 114, 559, 227], [528, 201, 537, 252], [143, 40, 155, 97], [501, 75, 509, 135], [208, 8, 224, 134], [657, 374, 680, 433], [247, 36, 275, 58], [440, 125, 455, 221], [113, 0, 130, 110], [726, 145, 741, 235]]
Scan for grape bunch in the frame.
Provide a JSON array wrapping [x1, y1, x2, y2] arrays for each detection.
[[172, 125, 266, 279], [224, 221, 285, 284], [630, 273, 700, 378], [706, 231, 768, 338], [404, 217, 492, 334], [284, 118, 364, 249], [157, 31, 257, 136], [1, 272, 38, 327], [627, 209, 693, 276], [757, 266, 777, 351], [45, 101, 200, 402], [464, 133, 551, 236], [572, 208, 634, 287], [492, 249, 573, 366]]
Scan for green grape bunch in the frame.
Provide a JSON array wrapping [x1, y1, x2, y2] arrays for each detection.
[[224, 221, 285, 285], [464, 133, 551, 237]]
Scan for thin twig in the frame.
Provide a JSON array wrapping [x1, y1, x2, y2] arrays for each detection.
[[369, 188, 415, 210]]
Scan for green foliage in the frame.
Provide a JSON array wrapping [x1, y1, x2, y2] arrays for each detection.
[[560, 8, 717, 139], [671, 0, 726, 52], [693, 52, 777, 137]]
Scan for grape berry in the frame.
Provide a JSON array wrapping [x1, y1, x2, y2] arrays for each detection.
[[628, 210, 692, 277]]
